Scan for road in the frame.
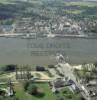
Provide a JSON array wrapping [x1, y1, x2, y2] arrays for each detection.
[[58, 62, 90, 100], [58, 63, 76, 81]]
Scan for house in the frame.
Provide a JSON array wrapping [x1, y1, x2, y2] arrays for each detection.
[[0, 25, 13, 33], [70, 84, 80, 93], [87, 80, 97, 86], [53, 78, 65, 89], [68, 79, 80, 93], [0, 87, 14, 97], [7, 87, 14, 96], [81, 84, 97, 97], [73, 64, 95, 71]]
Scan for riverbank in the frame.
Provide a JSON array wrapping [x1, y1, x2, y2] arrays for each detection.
[[1, 34, 97, 40]]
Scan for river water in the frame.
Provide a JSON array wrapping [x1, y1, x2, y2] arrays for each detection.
[[0, 37, 97, 65]]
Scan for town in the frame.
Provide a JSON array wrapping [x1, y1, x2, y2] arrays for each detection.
[[0, 0, 97, 39]]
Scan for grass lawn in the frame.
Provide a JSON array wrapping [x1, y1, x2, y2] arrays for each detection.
[[13, 83, 56, 100], [65, 10, 84, 14], [92, 95, 97, 100], [0, 82, 84, 100], [11, 83, 81, 100], [14, 83, 30, 100], [55, 87, 82, 100]]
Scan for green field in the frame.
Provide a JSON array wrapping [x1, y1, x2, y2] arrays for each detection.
[[64, 1, 97, 16], [0, 82, 83, 100], [0, 0, 15, 4], [14, 83, 56, 100], [65, 2, 97, 7], [5, 83, 83, 100]]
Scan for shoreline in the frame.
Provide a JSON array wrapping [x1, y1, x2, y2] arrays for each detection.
[[0, 34, 97, 40]]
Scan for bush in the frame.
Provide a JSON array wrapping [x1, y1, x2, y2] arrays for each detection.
[[36, 66, 45, 71], [66, 94, 72, 99], [23, 82, 45, 97], [6, 64, 16, 71], [94, 62, 97, 67], [27, 84, 45, 97], [63, 90, 67, 94], [1, 64, 17, 72]]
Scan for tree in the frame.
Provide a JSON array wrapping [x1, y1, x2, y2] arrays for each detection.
[[0, 89, 6, 99], [91, 67, 96, 74], [74, 69, 80, 79], [36, 66, 45, 71], [48, 65, 55, 68], [4, 64, 17, 72], [84, 72, 91, 82], [15, 66, 18, 79], [94, 62, 97, 68], [28, 84, 38, 95], [23, 81, 29, 91], [26, 67, 32, 80], [76, 96, 85, 100], [28, 84, 45, 97]]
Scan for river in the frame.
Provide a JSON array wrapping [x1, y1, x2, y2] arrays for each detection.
[[0, 37, 97, 65]]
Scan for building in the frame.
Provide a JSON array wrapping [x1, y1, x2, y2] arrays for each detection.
[[81, 84, 97, 98], [52, 78, 65, 89]]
